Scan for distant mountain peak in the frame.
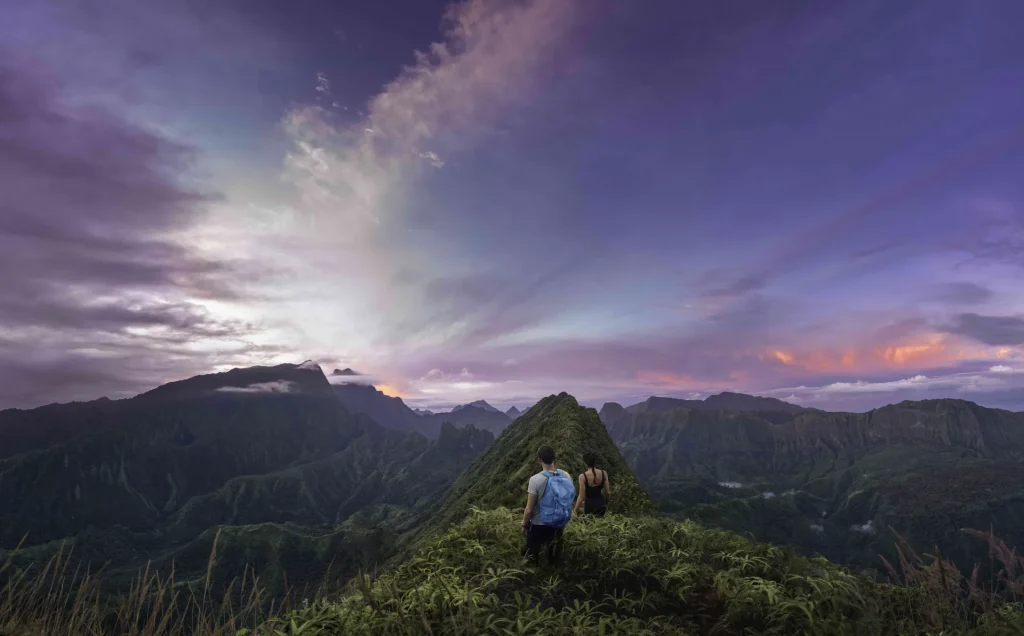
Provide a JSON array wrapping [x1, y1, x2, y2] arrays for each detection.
[[506, 406, 521, 417], [296, 360, 321, 371], [331, 368, 361, 376], [452, 400, 501, 414]]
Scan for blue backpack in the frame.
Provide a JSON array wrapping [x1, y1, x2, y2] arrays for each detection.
[[538, 469, 574, 528]]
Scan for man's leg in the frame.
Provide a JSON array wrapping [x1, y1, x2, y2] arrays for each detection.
[[525, 524, 544, 561], [547, 528, 564, 565]]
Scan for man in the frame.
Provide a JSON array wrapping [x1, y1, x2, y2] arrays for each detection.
[[522, 445, 575, 563]]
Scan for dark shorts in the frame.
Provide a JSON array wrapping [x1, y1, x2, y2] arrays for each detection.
[[584, 498, 607, 516], [525, 524, 563, 563]]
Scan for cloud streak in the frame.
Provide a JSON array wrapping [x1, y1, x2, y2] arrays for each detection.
[[0, 55, 267, 407]]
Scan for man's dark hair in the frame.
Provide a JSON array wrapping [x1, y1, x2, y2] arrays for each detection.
[[537, 445, 555, 465]]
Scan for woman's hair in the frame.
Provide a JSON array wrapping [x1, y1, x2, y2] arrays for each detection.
[[583, 452, 598, 469]]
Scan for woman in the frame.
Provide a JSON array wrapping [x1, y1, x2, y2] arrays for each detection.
[[573, 452, 611, 517]]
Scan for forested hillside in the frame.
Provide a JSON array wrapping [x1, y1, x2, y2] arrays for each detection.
[[0, 363, 494, 596], [602, 396, 1024, 575]]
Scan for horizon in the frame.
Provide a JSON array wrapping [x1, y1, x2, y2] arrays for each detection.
[[4, 0, 1024, 413], [5, 358, 1021, 416]]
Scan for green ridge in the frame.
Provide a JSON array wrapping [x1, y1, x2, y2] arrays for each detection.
[[266, 393, 1024, 635], [432, 392, 654, 532]]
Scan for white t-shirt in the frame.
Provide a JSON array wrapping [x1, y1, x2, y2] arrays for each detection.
[[527, 469, 563, 525]]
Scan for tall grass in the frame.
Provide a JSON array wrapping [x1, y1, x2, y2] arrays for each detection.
[[879, 527, 1024, 634], [2, 519, 1022, 635], [0, 530, 274, 636]]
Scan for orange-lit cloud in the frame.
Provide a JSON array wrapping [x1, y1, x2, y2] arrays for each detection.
[[877, 336, 947, 365], [766, 335, 973, 375]]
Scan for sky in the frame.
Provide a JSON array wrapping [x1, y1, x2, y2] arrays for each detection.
[[3, 0, 1024, 413]]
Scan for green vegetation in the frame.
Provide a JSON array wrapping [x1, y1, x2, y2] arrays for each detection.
[[433, 393, 655, 533], [0, 371, 494, 599], [3, 377, 1024, 634], [606, 397, 1024, 575]]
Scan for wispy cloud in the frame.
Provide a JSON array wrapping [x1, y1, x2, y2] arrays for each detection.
[[0, 57, 267, 408], [218, 380, 295, 394], [283, 0, 577, 232]]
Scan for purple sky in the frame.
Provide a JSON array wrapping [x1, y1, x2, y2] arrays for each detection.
[[4, 0, 1024, 413]]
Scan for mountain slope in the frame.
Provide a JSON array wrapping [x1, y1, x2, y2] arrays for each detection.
[[433, 393, 654, 531], [0, 363, 496, 597], [331, 385, 512, 438], [604, 397, 1024, 572], [330, 383, 426, 436]]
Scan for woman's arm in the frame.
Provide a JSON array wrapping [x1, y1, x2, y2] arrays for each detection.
[[603, 471, 611, 502], [573, 474, 585, 515]]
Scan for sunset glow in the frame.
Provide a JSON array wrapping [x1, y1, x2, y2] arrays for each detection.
[[2, 0, 1024, 412]]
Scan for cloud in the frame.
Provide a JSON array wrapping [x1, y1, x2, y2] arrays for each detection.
[[217, 380, 294, 394], [946, 313, 1024, 345], [761, 364, 1024, 411], [950, 199, 1024, 269], [928, 282, 994, 305], [0, 56, 264, 408], [850, 520, 876, 535], [990, 365, 1022, 374], [283, 0, 577, 230], [420, 367, 474, 382]]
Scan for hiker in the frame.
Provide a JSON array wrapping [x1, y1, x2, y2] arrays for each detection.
[[573, 452, 610, 517], [521, 445, 575, 563]]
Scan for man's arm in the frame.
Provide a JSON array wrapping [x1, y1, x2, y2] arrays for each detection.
[[522, 492, 537, 533]]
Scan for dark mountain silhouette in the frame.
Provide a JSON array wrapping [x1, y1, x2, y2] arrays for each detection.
[[0, 361, 335, 460], [330, 386, 512, 438], [452, 399, 501, 414], [429, 404, 511, 436], [331, 367, 361, 376], [506, 406, 521, 418], [331, 383, 426, 435], [412, 408, 435, 416]]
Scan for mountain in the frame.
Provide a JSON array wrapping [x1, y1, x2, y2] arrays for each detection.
[[603, 396, 1024, 573], [506, 406, 521, 418], [428, 404, 512, 436], [331, 382, 426, 436], [5, 385, 1022, 634], [258, 391, 1021, 635], [0, 361, 336, 461], [412, 408, 434, 416], [433, 392, 653, 531], [0, 363, 494, 595], [330, 386, 513, 438], [600, 391, 810, 439], [452, 399, 501, 414], [331, 367, 361, 376]]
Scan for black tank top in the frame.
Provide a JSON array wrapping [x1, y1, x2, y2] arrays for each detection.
[[584, 469, 605, 500]]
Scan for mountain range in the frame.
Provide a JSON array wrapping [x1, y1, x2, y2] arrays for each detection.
[[1, 362, 1023, 632], [2, 362, 1024, 605], [601, 393, 1024, 573]]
